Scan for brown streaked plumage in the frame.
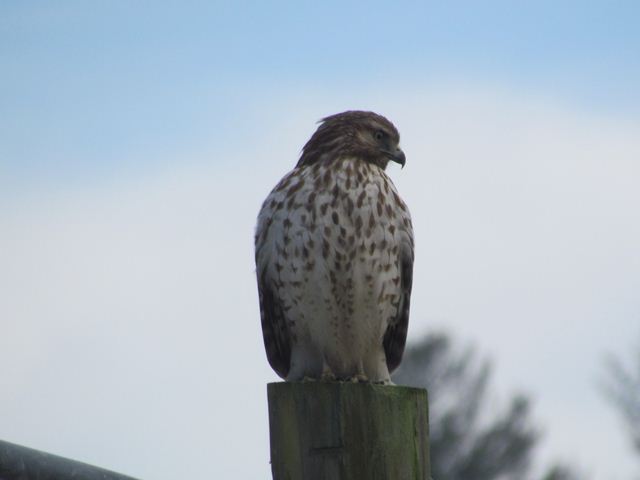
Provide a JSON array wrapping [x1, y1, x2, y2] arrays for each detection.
[[255, 111, 413, 383], [297, 111, 406, 170]]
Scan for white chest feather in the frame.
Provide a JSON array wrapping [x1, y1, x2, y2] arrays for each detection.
[[255, 157, 413, 380]]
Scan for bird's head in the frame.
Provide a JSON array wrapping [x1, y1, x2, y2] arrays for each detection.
[[297, 111, 405, 170]]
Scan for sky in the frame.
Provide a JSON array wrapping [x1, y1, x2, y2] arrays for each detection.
[[1, 1, 640, 479]]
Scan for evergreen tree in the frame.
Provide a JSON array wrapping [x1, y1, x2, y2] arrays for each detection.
[[604, 346, 640, 458], [393, 332, 579, 480]]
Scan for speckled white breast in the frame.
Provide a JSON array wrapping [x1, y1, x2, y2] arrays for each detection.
[[255, 157, 413, 381]]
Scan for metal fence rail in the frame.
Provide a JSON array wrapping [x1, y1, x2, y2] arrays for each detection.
[[0, 439, 138, 480]]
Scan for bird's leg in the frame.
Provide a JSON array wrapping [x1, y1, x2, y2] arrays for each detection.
[[349, 361, 369, 383], [320, 362, 337, 382], [350, 373, 370, 383]]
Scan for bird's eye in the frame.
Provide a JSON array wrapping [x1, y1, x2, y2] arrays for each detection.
[[375, 130, 385, 141]]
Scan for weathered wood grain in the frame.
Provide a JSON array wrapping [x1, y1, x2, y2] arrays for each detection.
[[268, 381, 430, 480]]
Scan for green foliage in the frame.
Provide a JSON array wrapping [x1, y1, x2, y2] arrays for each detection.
[[392, 332, 578, 480], [604, 346, 640, 457]]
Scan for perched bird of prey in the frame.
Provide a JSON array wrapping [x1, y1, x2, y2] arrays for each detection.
[[255, 111, 413, 383]]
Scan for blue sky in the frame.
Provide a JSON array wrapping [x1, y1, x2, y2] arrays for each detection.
[[2, 2, 640, 479], [2, 1, 639, 188]]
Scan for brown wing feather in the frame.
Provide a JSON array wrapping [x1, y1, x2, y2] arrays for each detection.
[[257, 270, 291, 379], [383, 243, 414, 373]]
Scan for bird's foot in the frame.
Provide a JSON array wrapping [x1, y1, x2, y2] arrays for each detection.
[[373, 378, 394, 386], [320, 370, 337, 382], [349, 373, 370, 383]]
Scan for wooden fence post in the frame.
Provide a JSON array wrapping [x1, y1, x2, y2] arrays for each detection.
[[267, 381, 430, 480]]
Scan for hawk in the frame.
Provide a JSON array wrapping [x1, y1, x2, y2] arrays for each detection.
[[255, 111, 414, 383]]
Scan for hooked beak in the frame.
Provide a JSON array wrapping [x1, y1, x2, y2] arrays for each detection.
[[385, 148, 406, 168]]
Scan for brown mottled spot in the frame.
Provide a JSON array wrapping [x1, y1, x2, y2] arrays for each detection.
[[329, 270, 336, 284], [324, 225, 332, 237], [384, 263, 392, 272], [346, 177, 351, 190], [356, 190, 367, 208], [365, 274, 373, 282], [392, 276, 400, 285], [302, 246, 309, 258], [275, 263, 283, 273], [368, 213, 375, 229], [320, 203, 329, 215], [306, 191, 317, 210], [278, 176, 292, 191], [383, 180, 390, 194], [332, 211, 339, 225], [290, 281, 302, 288], [300, 214, 307, 223], [391, 245, 399, 255], [283, 218, 292, 228], [349, 249, 357, 260], [286, 181, 304, 197], [377, 201, 383, 216], [359, 242, 366, 253], [269, 199, 277, 209], [347, 234, 355, 246], [346, 197, 354, 217], [389, 224, 396, 235], [322, 168, 332, 187], [322, 239, 330, 258], [305, 261, 315, 271], [283, 235, 290, 246], [385, 204, 395, 218], [339, 226, 346, 237], [335, 251, 343, 261], [286, 195, 296, 209], [308, 238, 315, 249], [345, 261, 352, 271], [276, 201, 284, 210], [369, 242, 376, 256], [334, 260, 341, 271], [355, 215, 363, 232], [293, 246, 300, 257], [403, 218, 411, 228], [380, 239, 388, 250]]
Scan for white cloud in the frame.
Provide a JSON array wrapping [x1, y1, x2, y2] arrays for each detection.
[[1, 84, 639, 478]]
